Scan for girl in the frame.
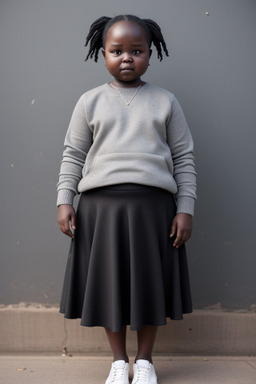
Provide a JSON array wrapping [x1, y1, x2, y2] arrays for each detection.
[[57, 15, 197, 384]]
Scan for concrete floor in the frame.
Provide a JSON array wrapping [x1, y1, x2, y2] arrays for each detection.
[[0, 355, 256, 384]]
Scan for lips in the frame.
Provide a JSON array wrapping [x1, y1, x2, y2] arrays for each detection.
[[121, 67, 134, 71]]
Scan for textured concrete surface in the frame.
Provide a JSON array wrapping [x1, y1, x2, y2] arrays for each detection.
[[1, 305, 256, 355], [0, 355, 256, 384]]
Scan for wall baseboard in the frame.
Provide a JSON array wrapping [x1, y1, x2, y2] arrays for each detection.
[[0, 305, 255, 355]]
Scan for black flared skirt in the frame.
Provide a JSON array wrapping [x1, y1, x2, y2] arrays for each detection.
[[60, 184, 192, 332]]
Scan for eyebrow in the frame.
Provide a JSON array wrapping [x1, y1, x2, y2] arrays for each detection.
[[109, 43, 144, 47]]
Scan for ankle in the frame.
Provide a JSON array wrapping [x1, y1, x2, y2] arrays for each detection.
[[113, 355, 129, 363], [135, 355, 153, 364]]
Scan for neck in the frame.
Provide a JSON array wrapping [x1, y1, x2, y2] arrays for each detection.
[[111, 78, 144, 88]]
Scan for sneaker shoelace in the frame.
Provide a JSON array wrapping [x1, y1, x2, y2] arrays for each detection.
[[112, 362, 127, 382], [137, 365, 150, 381]]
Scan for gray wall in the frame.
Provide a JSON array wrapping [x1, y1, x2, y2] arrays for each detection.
[[1, 0, 256, 309]]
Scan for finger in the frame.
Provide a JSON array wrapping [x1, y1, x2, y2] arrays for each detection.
[[65, 228, 74, 238], [65, 221, 75, 238], [173, 237, 182, 248], [69, 221, 75, 238], [174, 230, 191, 248], [170, 220, 177, 238], [70, 213, 76, 230], [67, 229, 75, 239], [173, 230, 183, 248], [60, 221, 74, 238], [173, 227, 186, 248]]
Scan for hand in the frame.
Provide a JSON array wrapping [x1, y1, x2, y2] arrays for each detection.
[[58, 204, 76, 238], [170, 213, 192, 248]]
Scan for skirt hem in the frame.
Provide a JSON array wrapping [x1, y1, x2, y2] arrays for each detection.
[[59, 310, 193, 332]]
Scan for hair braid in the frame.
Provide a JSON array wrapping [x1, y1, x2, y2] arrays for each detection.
[[85, 16, 111, 62], [143, 19, 169, 61], [85, 15, 169, 62]]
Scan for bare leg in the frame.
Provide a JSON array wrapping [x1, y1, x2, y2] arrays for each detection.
[[135, 325, 158, 363], [105, 326, 129, 363]]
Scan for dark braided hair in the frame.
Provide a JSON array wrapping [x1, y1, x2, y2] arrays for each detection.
[[85, 15, 169, 62]]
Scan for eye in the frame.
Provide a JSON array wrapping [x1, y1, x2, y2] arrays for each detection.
[[132, 50, 141, 55], [112, 50, 121, 55]]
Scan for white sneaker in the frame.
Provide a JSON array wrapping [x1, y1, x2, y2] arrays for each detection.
[[132, 359, 157, 384], [105, 360, 129, 384]]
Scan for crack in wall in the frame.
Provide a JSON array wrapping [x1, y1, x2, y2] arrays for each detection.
[[61, 318, 69, 356]]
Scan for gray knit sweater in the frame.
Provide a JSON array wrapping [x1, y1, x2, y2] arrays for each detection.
[[57, 83, 197, 215]]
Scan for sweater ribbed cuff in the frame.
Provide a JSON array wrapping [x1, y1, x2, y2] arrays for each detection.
[[176, 196, 195, 216], [57, 189, 76, 207]]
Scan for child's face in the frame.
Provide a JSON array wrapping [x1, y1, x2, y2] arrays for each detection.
[[102, 21, 151, 87]]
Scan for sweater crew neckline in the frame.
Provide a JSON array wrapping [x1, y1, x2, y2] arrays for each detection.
[[106, 82, 149, 93]]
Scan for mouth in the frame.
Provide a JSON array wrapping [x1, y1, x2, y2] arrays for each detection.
[[121, 67, 134, 71]]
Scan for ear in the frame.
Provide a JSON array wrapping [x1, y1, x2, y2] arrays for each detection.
[[149, 49, 152, 58], [102, 49, 106, 58]]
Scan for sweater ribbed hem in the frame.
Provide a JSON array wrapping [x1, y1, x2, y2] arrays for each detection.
[[57, 189, 76, 207], [176, 196, 195, 216]]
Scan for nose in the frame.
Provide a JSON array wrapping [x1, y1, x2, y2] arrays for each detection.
[[122, 53, 133, 62]]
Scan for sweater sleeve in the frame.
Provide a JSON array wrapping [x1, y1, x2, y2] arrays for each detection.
[[57, 95, 93, 206], [167, 96, 197, 216]]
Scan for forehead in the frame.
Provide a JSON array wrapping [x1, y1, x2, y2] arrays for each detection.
[[105, 20, 148, 45]]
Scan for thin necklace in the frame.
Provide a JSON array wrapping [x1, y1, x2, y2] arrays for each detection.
[[110, 82, 142, 106]]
